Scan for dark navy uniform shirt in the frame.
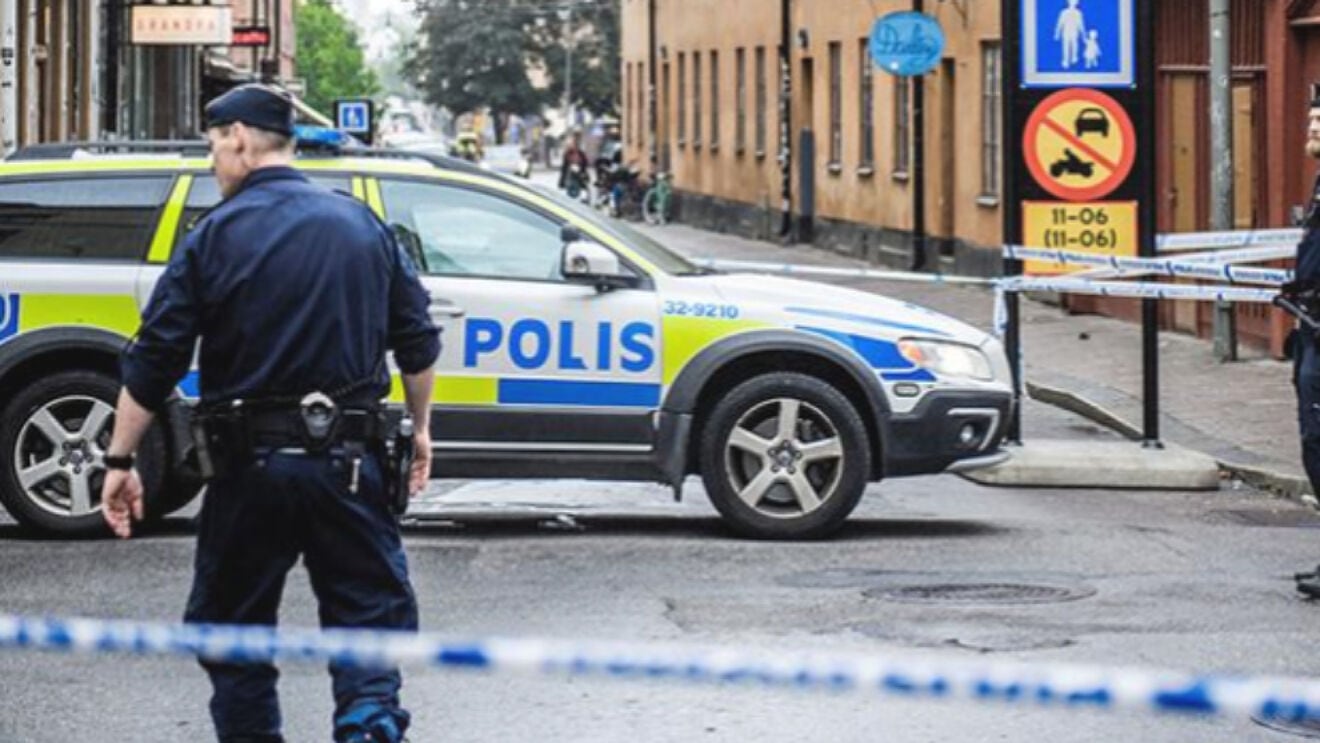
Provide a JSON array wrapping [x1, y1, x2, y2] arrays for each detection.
[[1300, 173, 1320, 287], [122, 166, 440, 410]]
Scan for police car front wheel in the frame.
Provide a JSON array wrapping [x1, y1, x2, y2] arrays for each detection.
[[0, 370, 172, 537], [699, 373, 871, 540]]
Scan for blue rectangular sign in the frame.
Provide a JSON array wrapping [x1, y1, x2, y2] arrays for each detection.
[[1022, 0, 1134, 88], [335, 100, 371, 134]]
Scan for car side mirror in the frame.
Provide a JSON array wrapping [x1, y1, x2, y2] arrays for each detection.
[[560, 224, 583, 244], [562, 240, 637, 290], [390, 223, 427, 271]]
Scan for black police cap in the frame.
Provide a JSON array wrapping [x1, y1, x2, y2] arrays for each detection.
[[205, 84, 296, 136]]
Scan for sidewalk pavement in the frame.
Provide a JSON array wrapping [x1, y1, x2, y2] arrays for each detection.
[[635, 223, 1311, 501]]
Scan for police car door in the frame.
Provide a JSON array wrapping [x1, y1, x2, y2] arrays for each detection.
[[376, 177, 662, 475]]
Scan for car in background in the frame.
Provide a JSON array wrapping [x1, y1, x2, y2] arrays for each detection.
[[482, 144, 532, 178]]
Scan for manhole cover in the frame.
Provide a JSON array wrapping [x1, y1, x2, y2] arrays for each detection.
[[1252, 714, 1320, 739], [865, 582, 1095, 606]]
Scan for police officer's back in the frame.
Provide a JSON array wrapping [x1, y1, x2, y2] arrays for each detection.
[[99, 84, 439, 743]]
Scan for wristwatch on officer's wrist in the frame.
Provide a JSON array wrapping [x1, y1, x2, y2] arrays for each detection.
[[103, 454, 135, 471]]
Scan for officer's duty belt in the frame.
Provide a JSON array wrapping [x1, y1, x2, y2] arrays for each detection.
[[241, 408, 385, 449]]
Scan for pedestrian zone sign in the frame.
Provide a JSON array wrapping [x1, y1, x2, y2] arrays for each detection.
[[335, 99, 372, 134], [1022, 88, 1135, 202], [1022, 0, 1134, 88]]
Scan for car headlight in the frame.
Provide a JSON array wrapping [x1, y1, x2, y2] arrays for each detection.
[[897, 339, 994, 381]]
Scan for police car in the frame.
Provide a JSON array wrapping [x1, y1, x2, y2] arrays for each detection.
[[0, 132, 1012, 540]]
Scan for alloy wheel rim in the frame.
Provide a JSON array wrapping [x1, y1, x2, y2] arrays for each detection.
[[12, 395, 116, 518], [723, 397, 844, 519]]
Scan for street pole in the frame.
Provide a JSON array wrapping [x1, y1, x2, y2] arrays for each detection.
[[1, 0, 17, 154], [1209, 0, 1237, 362], [910, 0, 927, 271], [562, 3, 574, 128]]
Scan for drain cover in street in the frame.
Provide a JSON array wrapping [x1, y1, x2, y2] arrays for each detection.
[[1251, 714, 1320, 739], [865, 582, 1095, 606]]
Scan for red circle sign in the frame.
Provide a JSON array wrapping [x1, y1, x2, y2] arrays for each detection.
[[1022, 88, 1136, 202]]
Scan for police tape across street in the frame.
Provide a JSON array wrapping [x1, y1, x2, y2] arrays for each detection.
[[694, 239, 1294, 305], [2, 612, 1320, 726]]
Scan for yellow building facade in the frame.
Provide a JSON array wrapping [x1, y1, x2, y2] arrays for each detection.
[[621, 0, 1004, 274]]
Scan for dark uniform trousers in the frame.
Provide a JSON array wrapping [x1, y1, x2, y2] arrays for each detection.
[[183, 449, 418, 742], [1297, 327, 1320, 495]]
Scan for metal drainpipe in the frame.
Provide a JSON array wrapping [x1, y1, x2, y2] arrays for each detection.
[[778, 0, 793, 238], [648, 0, 658, 173]]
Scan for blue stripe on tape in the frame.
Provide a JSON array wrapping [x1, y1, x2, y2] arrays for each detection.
[[797, 326, 914, 371], [497, 379, 661, 407], [785, 306, 952, 337]]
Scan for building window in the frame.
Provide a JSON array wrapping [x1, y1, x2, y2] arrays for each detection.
[[981, 43, 1002, 199], [894, 76, 911, 177], [736, 48, 746, 154], [710, 50, 720, 151], [828, 41, 842, 169], [693, 52, 703, 147], [755, 46, 767, 156], [624, 63, 632, 146], [677, 53, 686, 146], [859, 39, 874, 171]]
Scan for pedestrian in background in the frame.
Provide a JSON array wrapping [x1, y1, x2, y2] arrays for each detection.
[[98, 83, 440, 742]]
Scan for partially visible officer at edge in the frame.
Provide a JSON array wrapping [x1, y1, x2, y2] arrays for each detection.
[[1285, 95, 1320, 599], [97, 84, 441, 743]]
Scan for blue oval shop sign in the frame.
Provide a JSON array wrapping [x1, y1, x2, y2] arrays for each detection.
[[869, 11, 945, 77]]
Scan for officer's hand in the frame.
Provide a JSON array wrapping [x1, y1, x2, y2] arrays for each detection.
[[409, 430, 432, 497], [101, 468, 144, 539]]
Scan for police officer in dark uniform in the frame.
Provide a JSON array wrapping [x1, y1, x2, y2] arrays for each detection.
[[1286, 95, 1320, 599], [98, 84, 440, 742]]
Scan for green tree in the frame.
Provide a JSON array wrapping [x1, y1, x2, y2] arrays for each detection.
[[535, 0, 619, 116], [405, 0, 548, 133], [295, 0, 381, 115]]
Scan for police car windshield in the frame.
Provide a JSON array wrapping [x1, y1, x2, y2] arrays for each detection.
[[528, 184, 707, 276]]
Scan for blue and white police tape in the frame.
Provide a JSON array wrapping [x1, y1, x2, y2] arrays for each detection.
[[1002, 277, 1279, 303], [1002, 246, 1294, 286], [692, 258, 996, 286], [1069, 243, 1297, 282], [3, 613, 1320, 724], [1157, 227, 1302, 253]]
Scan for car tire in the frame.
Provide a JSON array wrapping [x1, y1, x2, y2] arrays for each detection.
[[0, 370, 174, 537], [699, 372, 871, 540]]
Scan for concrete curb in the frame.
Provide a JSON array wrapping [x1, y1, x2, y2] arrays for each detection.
[[1023, 379, 1317, 506]]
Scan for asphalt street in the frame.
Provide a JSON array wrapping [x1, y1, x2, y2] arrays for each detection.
[[1, 395, 1320, 742]]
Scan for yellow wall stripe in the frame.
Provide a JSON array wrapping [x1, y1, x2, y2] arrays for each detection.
[[18, 295, 140, 336], [148, 174, 193, 264]]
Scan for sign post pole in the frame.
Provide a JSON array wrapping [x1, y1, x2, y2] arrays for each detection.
[[1138, 0, 1160, 447], [1006, 0, 1156, 447]]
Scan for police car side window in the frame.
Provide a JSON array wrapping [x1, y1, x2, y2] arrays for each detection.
[[0, 176, 172, 261], [174, 174, 353, 250], [379, 179, 564, 281]]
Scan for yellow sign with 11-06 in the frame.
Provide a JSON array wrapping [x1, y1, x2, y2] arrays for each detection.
[[1022, 201, 1138, 275]]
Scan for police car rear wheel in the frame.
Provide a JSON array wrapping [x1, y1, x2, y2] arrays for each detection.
[[700, 373, 870, 540], [0, 370, 169, 537]]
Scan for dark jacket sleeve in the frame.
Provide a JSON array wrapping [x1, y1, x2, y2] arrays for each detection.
[[385, 227, 441, 374], [119, 224, 205, 411]]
